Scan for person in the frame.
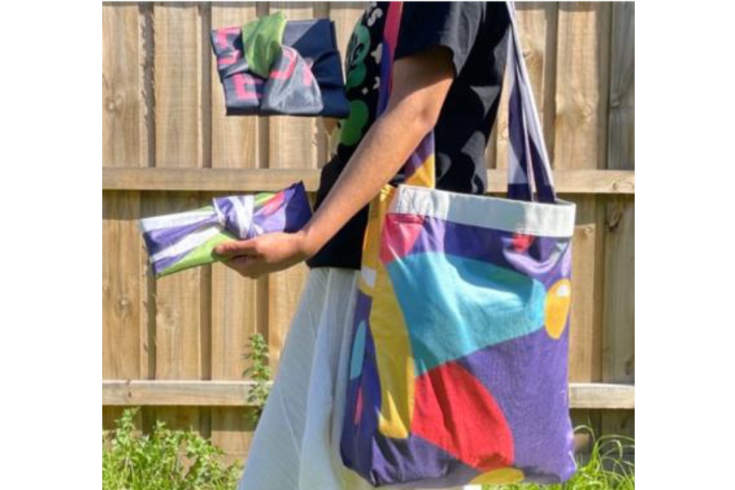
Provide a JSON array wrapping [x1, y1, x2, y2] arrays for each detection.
[[214, 2, 512, 489]]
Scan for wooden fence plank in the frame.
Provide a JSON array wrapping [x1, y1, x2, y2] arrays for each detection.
[[601, 197, 635, 437], [568, 196, 603, 383], [554, 2, 612, 170], [267, 265, 308, 379], [102, 4, 152, 432], [154, 3, 203, 168], [602, 2, 635, 440], [554, 3, 613, 441], [102, 5, 146, 383], [608, 3, 635, 173], [151, 3, 208, 433], [145, 192, 207, 430], [103, 168, 634, 194], [103, 4, 143, 167], [103, 193, 145, 380], [104, 380, 634, 410]]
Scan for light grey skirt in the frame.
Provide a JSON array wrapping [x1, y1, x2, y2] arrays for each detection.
[[237, 268, 478, 490]]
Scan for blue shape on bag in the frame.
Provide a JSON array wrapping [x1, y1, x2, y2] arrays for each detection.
[[386, 252, 547, 376], [350, 320, 367, 379]]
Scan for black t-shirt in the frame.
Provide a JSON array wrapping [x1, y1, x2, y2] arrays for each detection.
[[306, 1, 511, 269]]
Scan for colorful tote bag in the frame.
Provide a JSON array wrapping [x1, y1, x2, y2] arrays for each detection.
[[340, 3, 577, 487], [211, 13, 350, 117]]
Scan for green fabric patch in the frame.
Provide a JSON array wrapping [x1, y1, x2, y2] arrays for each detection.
[[158, 232, 234, 277], [241, 11, 287, 78]]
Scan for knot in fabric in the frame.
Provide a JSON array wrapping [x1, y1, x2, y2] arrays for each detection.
[[213, 195, 256, 239]]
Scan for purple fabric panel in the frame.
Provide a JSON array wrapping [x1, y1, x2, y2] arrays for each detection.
[[402, 132, 434, 177], [369, 434, 481, 488], [404, 217, 571, 285], [151, 254, 185, 276], [507, 182, 533, 202], [142, 215, 220, 258], [456, 327, 575, 482], [529, 135, 556, 203], [507, 74, 532, 201], [281, 181, 312, 232], [253, 207, 285, 235], [252, 183, 284, 235], [251, 182, 311, 236]]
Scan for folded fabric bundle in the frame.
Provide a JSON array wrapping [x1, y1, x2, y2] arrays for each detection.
[[211, 12, 349, 117], [139, 182, 312, 277]]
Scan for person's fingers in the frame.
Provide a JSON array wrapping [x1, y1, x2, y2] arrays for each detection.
[[223, 255, 265, 279], [221, 255, 249, 272], [214, 238, 259, 257]]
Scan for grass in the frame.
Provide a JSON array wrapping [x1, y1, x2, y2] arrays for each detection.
[[484, 427, 635, 490]]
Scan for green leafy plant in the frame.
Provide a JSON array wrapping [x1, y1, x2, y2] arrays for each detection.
[[103, 407, 241, 490], [484, 427, 634, 490], [242, 333, 273, 426]]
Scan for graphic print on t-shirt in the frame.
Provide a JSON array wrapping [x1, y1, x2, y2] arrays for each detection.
[[338, 2, 386, 152]]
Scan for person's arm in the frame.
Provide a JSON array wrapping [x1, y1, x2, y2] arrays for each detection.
[[214, 47, 455, 278]]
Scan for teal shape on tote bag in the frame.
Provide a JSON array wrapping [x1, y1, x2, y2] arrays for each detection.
[[349, 320, 367, 379], [386, 252, 547, 376]]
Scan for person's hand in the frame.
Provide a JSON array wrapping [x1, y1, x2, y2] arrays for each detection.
[[213, 231, 313, 279]]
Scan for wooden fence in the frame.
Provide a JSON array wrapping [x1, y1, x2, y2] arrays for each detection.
[[102, 2, 635, 464]]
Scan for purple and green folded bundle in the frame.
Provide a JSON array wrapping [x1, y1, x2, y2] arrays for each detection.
[[139, 182, 311, 277]]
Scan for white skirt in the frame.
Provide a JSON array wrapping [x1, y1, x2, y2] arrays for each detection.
[[237, 268, 479, 490]]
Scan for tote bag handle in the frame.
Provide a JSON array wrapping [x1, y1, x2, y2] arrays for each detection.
[[505, 1, 556, 202], [378, 2, 557, 202]]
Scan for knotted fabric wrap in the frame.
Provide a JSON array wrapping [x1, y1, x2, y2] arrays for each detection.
[[139, 182, 312, 277], [211, 13, 349, 117]]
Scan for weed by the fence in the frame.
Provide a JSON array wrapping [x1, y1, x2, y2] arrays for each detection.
[[242, 333, 272, 426], [102, 407, 242, 490]]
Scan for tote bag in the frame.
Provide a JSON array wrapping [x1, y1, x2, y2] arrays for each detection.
[[340, 3, 577, 487]]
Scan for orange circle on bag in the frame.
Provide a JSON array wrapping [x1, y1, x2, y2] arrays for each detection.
[[545, 279, 572, 339]]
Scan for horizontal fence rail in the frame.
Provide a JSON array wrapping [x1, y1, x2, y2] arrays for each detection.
[[103, 380, 635, 410], [103, 168, 635, 194]]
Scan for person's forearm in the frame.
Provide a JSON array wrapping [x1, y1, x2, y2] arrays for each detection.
[[300, 100, 435, 257]]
